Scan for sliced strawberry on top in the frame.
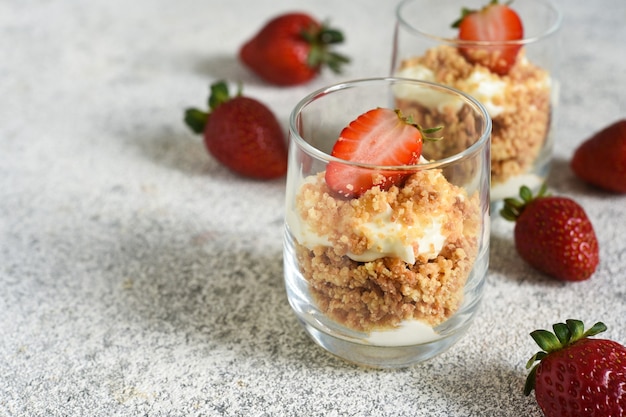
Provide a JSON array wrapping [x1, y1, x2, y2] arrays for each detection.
[[324, 108, 441, 199], [452, 0, 524, 75]]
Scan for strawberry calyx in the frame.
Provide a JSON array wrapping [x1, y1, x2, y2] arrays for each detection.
[[401, 110, 445, 142], [301, 21, 350, 74], [184, 80, 241, 134], [451, 0, 508, 28], [389, 109, 444, 145], [524, 319, 608, 396], [500, 183, 549, 221]]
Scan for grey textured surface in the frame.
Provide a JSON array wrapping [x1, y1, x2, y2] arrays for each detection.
[[1, 0, 625, 416]]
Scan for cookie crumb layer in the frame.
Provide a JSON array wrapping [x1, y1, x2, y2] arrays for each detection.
[[399, 45, 551, 186], [292, 169, 481, 332]]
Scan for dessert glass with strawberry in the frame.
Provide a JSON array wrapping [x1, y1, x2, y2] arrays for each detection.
[[284, 78, 491, 368], [391, 0, 562, 204]]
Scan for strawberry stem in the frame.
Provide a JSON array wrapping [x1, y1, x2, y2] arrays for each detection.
[[524, 319, 607, 396], [530, 330, 561, 353], [451, 8, 474, 29], [451, 0, 514, 28], [184, 108, 208, 134], [208, 81, 230, 110], [581, 320, 608, 338], [500, 183, 549, 221], [552, 322, 571, 344], [400, 110, 444, 142], [184, 80, 238, 135], [318, 27, 345, 44], [302, 21, 350, 74]]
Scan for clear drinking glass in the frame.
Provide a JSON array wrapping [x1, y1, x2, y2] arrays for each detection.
[[283, 78, 491, 368], [392, 0, 561, 204]]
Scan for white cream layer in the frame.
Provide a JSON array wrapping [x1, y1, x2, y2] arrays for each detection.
[[366, 319, 439, 346], [287, 175, 447, 265], [287, 200, 446, 265], [395, 58, 551, 119], [395, 65, 506, 117]]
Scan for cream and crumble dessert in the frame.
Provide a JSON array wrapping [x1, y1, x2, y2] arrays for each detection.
[[395, 45, 552, 199], [286, 165, 481, 344]]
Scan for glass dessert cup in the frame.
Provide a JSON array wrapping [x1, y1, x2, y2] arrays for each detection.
[[392, 0, 561, 206], [283, 78, 491, 368]]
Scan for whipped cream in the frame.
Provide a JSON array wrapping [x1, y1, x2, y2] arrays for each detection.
[[393, 66, 463, 113], [366, 319, 439, 346], [457, 69, 507, 117], [345, 206, 445, 264], [287, 200, 446, 265], [287, 174, 447, 265], [395, 65, 506, 117], [395, 57, 552, 120]]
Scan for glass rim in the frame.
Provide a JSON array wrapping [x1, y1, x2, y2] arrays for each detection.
[[395, 0, 562, 46], [288, 77, 492, 171]]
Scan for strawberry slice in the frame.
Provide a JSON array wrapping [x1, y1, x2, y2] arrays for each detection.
[[324, 108, 441, 198], [452, 1, 524, 75]]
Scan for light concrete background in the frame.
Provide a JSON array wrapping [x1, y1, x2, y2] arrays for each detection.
[[1, 0, 625, 415]]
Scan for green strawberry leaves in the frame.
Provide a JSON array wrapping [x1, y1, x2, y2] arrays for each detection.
[[524, 319, 608, 396], [184, 80, 243, 134]]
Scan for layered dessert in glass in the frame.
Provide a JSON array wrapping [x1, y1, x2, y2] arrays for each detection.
[[283, 78, 491, 367], [392, 0, 561, 202]]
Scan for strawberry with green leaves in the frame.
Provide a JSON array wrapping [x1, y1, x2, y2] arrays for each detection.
[[525, 319, 626, 417], [452, 0, 524, 75], [324, 108, 442, 199], [571, 119, 626, 193], [184, 81, 288, 179], [239, 12, 349, 86], [500, 184, 599, 281]]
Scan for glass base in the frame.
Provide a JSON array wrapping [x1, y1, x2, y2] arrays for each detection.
[[301, 319, 473, 369], [284, 228, 487, 368]]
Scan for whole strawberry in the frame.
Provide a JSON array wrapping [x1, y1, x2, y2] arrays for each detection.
[[571, 119, 626, 193], [452, 0, 524, 75], [525, 319, 626, 417], [184, 81, 288, 179], [239, 12, 349, 86], [500, 184, 599, 281]]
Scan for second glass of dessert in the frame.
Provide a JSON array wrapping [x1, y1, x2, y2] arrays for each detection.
[[284, 78, 491, 368], [392, 0, 561, 203]]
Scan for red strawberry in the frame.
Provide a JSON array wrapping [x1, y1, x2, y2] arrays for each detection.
[[324, 108, 442, 199], [239, 12, 349, 86], [500, 184, 599, 281], [452, 0, 524, 75], [524, 319, 626, 417], [571, 119, 626, 193], [184, 81, 287, 179]]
